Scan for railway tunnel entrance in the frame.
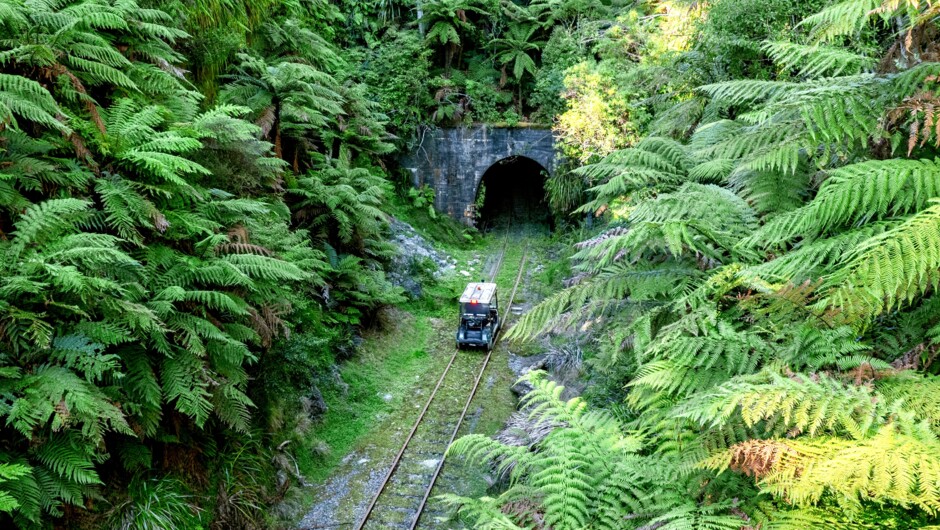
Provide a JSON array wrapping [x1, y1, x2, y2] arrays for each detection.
[[399, 126, 558, 226], [475, 156, 551, 231]]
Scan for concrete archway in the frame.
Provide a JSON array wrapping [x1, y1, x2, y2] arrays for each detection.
[[401, 125, 558, 225]]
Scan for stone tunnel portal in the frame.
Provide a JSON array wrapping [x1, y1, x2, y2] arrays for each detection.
[[475, 156, 551, 231], [399, 126, 558, 226]]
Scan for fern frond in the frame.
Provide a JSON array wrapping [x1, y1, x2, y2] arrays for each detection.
[[32, 432, 103, 486], [435, 494, 523, 530], [0, 73, 68, 132], [745, 224, 891, 281], [0, 462, 30, 514], [629, 320, 770, 401], [699, 79, 801, 107], [9, 198, 90, 256], [762, 41, 877, 78], [798, 0, 882, 43], [728, 167, 809, 216], [822, 201, 940, 323], [679, 370, 891, 440], [5, 365, 133, 443], [737, 428, 940, 513], [160, 351, 213, 427], [876, 372, 940, 429], [506, 262, 697, 342], [223, 253, 308, 282], [745, 159, 940, 250], [646, 501, 745, 530]]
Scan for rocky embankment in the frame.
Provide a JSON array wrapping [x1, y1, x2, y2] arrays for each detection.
[[387, 217, 457, 297]]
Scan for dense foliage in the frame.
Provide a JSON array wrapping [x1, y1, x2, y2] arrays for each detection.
[[0, 0, 409, 527], [1, 0, 639, 526], [445, 0, 940, 528], [6, 0, 940, 527]]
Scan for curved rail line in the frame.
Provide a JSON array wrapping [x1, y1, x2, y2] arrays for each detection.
[[351, 236, 529, 530]]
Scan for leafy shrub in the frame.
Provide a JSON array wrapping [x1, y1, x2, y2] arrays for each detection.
[[408, 185, 437, 219]]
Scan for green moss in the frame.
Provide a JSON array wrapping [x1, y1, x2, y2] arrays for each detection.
[[298, 312, 434, 483]]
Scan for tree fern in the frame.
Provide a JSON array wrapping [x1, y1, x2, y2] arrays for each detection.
[[221, 53, 343, 160]]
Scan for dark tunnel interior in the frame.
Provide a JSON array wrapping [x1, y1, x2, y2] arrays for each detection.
[[476, 156, 551, 232]]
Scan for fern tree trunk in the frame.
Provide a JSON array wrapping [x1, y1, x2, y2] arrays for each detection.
[[273, 100, 282, 159], [518, 83, 522, 115]]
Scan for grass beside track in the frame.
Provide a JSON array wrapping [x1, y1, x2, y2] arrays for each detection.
[[300, 310, 436, 484]]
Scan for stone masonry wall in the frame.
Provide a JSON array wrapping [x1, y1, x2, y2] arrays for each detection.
[[400, 125, 558, 225]]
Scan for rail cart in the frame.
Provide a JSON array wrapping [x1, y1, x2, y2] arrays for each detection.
[[456, 282, 500, 350]]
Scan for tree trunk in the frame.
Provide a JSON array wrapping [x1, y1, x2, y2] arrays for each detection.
[[518, 83, 522, 115], [273, 101, 283, 159], [417, 1, 425, 36], [445, 44, 454, 72]]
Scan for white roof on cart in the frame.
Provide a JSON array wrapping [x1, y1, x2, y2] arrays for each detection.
[[459, 282, 497, 304]]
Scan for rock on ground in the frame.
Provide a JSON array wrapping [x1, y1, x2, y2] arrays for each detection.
[[387, 217, 456, 298]]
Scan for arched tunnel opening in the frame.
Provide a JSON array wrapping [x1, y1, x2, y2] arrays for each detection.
[[475, 156, 552, 232]]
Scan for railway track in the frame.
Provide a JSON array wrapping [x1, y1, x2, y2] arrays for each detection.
[[351, 236, 530, 530]]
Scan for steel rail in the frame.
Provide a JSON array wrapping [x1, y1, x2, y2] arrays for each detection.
[[352, 233, 512, 530], [407, 243, 530, 530], [352, 345, 459, 530], [487, 233, 511, 283]]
